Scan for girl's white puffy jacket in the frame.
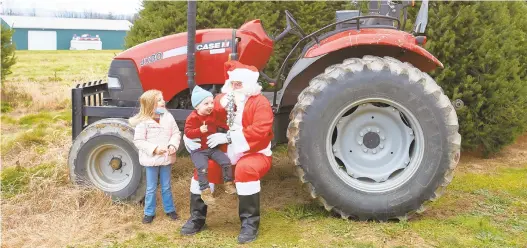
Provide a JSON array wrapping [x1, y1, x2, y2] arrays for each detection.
[[131, 112, 181, 166]]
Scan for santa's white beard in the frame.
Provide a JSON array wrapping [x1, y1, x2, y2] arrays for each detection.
[[220, 79, 262, 108], [232, 91, 246, 105]]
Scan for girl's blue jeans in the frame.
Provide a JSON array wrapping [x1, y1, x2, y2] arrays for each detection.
[[144, 165, 175, 216]]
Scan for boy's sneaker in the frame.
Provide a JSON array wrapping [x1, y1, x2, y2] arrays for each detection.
[[224, 181, 237, 195], [166, 211, 179, 220], [142, 215, 154, 224], [201, 188, 215, 206]]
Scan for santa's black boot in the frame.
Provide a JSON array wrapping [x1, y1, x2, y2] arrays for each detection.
[[237, 193, 260, 244], [180, 193, 207, 236]]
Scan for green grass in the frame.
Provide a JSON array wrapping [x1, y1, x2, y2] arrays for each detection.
[[1, 115, 17, 125], [1, 127, 48, 154], [6, 50, 120, 83], [18, 110, 72, 126], [407, 165, 527, 247], [1, 110, 71, 155], [0, 162, 58, 198], [280, 202, 330, 220], [1, 102, 13, 113], [450, 167, 527, 197], [410, 215, 525, 247]]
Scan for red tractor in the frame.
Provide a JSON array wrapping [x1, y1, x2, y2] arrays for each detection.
[[68, 0, 461, 220]]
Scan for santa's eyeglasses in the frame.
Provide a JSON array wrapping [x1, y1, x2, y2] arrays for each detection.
[[231, 81, 243, 88]]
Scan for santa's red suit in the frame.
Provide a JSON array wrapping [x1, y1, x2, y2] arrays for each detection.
[[180, 61, 273, 244]]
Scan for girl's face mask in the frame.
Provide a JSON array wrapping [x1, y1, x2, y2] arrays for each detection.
[[155, 96, 166, 114], [155, 107, 166, 115]]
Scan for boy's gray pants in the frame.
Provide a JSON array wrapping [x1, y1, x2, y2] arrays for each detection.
[[190, 148, 233, 190]]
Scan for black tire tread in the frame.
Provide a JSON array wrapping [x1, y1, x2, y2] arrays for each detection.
[[286, 56, 461, 220], [68, 118, 146, 203]]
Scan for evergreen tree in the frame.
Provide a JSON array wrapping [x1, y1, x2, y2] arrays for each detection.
[[1, 24, 16, 84], [425, 1, 527, 155]]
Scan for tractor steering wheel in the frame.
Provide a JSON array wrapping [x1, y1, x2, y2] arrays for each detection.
[[285, 10, 307, 38]]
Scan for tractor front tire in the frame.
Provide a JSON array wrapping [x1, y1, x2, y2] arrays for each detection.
[[68, 118, 146, 203], [287, 56, 461, 220]]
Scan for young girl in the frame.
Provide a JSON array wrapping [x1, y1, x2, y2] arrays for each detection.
[[129, 89, 181, 224]]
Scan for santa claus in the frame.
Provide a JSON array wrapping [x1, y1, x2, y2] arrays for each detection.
[[180, 61, 274, 244]]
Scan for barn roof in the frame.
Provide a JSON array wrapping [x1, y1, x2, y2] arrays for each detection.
[[0, 15, 132, 31]]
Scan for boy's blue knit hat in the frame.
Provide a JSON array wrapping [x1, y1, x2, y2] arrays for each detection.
[[191, 86, 213, 108]]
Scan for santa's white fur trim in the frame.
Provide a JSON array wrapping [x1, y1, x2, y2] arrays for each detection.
[[228, 68, 259, 83], [190, 177, 215, 194], [235, 180, 261, 195], [230, 129, 250, 154], [220, 94, 229, 107]]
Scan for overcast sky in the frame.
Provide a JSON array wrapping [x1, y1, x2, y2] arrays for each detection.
[[0, 0, 143, 16]]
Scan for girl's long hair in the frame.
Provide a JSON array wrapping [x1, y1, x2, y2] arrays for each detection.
[[129, 89, 163, 127]]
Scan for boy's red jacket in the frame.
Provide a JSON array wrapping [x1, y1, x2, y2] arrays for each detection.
[[184, 110, 229, 150]]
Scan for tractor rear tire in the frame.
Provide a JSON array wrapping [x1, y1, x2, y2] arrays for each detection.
[[68, 118, 146, 203], [287, 56, 461, 220]]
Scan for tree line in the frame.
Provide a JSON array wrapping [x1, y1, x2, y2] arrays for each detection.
[[0, 8, 137, 23]]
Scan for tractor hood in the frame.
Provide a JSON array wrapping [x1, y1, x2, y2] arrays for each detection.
[[112, 20, 273, 102]]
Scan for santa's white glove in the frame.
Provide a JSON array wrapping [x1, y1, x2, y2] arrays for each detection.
[[183, 135, 201, 152], [227, 144, 241, 165], [206, 133, 228, 148]]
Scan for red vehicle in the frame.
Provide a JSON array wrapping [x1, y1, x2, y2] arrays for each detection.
[[69, 0, 462, 221]]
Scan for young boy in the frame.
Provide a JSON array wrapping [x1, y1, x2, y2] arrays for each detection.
[[185, 86, 237, 205]]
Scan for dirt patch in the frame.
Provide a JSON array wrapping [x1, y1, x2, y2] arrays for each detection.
[[457, 134, 527, 174], [315, 221, 434, 248], [383, 231, 434, 248], [416, 192, 482, 220], [493, 134, 527, 166]]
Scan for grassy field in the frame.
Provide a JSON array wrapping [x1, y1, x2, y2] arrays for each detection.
[[7, 50, 119, 84], [1, 51, 526, 248]]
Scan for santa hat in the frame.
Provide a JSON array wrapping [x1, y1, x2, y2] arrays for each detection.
[[221, 61, 262, 96]]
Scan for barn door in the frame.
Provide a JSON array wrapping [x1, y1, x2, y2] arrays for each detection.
[[28, 31, 57, 50]]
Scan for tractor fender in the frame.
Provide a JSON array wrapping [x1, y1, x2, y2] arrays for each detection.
[[281, 54, 327, 94], [277, 29, 443, 108], [304, 29, 443, 70]]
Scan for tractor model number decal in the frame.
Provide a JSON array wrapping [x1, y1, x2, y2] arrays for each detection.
[[196, 40, 230, 51], [140, 52, 163, 66], [140, 40, 232, 67]]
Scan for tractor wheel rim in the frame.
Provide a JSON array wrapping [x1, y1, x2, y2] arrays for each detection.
[[326, 98, 424, 193], [86, 144, 133, 192]]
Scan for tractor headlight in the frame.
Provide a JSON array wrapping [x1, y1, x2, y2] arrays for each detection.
[[107, 76, 122, 89]]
